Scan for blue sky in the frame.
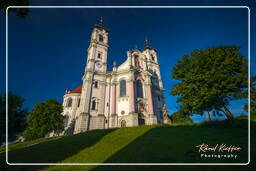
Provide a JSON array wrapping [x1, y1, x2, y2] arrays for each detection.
[[1, 1, 255, 122]]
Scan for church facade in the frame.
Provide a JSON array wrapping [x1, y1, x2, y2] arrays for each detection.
[[61, 19, 166, 135]]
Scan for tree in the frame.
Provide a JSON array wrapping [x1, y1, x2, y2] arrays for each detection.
[[171, 46, 248, 119], [23, 99, 64, 141], [0, 92, 28, 143], [0, 0, 29, 18], [241, 76, 256, 116], [170, 111, 193, 124]]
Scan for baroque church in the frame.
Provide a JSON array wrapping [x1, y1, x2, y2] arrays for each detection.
[[61, 19, 168, 135]]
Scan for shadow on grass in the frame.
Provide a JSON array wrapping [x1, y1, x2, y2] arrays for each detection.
[[92, 119, 251, 171], [0, 128, 115, 171], [1, 118, 253, 171]]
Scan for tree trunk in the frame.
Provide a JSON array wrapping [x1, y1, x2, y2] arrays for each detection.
[[223, 106, 234, 119], [206, 112, 211, 121]]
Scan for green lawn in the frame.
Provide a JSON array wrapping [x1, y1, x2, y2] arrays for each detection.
[[1, 116, 255, 171]]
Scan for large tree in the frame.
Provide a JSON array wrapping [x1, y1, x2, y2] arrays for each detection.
[[23, 99, 64, 141], [171, 46, 248, 119], [240, 76, 256, 116], [0, 92, 28, 143]]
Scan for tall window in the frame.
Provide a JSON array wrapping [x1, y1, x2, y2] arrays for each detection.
[[67, 98, 72, 107], [94, 81, 98, 88], [151, 54, 155, 61], [77, 98, 80, 107], [99, 34, 104, 42], [97, 53, 101, 59], [136, 80, 143, 98], [91, 99, 96, 110], [158, 95, 161, 101], [120, 80, 126, 97], [64, 115, 69, 127]]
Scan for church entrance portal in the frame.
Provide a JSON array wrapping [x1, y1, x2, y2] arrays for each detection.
[[121, 120, 126, 127]]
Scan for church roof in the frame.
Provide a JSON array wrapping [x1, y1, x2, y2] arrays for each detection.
[[67, 85, 82, 94]]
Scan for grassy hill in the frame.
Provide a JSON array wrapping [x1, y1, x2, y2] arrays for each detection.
[[1, 116, 255, 171]]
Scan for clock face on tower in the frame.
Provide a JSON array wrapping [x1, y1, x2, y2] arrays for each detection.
[[95, 61, 103, 68]]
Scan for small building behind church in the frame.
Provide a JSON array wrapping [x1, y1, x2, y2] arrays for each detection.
[[60, 19, 167, 135]]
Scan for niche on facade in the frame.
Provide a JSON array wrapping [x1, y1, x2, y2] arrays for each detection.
[[134, 55, 141, 68], [138, 112, 145, 125], [91, 98, 98, 111]]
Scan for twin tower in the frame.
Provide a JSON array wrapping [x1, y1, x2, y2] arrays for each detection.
[[61, 19, 166, 135]]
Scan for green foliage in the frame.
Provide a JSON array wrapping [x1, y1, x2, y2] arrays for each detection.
[[0, 0, 29, 18], [170, 111, 193, 124], [250, 102, 256, 116], [171, 46, 248, 117], [242, 76, 256, 116], [0, 92, 27, 143], [23, 99, 64, 141]]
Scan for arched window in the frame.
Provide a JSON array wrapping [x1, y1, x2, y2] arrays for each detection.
[[136, 80, 143, 98], [120, 80, 126, 97], [158, 95, 161, 101], [91, 99, 96, 110], [77, 98, 80, 107], [97, 53, 101, 59], [99, 34, 104, 42], [94, 81, 98, 88], [151, 54, 155, 61], [64, 115, 69, 127], [66, 98, 72, 107]]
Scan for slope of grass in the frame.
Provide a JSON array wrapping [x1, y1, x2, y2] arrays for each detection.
[[0, 136, 60, 152], [0, 116, 254, 171]]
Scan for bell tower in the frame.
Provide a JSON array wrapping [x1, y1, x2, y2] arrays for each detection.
[[142, 38, 165, 123], [86, 17, 109, 73], [75, 18, 109, 133]]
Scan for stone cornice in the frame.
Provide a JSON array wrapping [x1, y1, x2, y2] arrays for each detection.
[[126, 79, 135, 82], [90, 40, 109, 48], [118, 96, 129, 99], [148, 62, 160, 67], [94, 71, 108, 75], [88, 59, 95, 62], [110, 81, 118, 85], [98, 81, 107, 86], [63, 93, 81, 98], [85, 69, 94, 73]]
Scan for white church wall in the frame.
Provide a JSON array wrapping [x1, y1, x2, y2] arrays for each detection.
[[60, 20, 166, 134], [117, 97, 129, 116], [63, 93, 81, 127], [117, 58, 130, 72]]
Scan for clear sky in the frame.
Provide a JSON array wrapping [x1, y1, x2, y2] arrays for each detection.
[[1, 1, 255, 122]]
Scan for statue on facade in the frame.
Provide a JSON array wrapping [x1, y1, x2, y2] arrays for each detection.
[[162, 104, 172, 124], [138, 99, 146, 112], [135, 55, 141, 68]]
